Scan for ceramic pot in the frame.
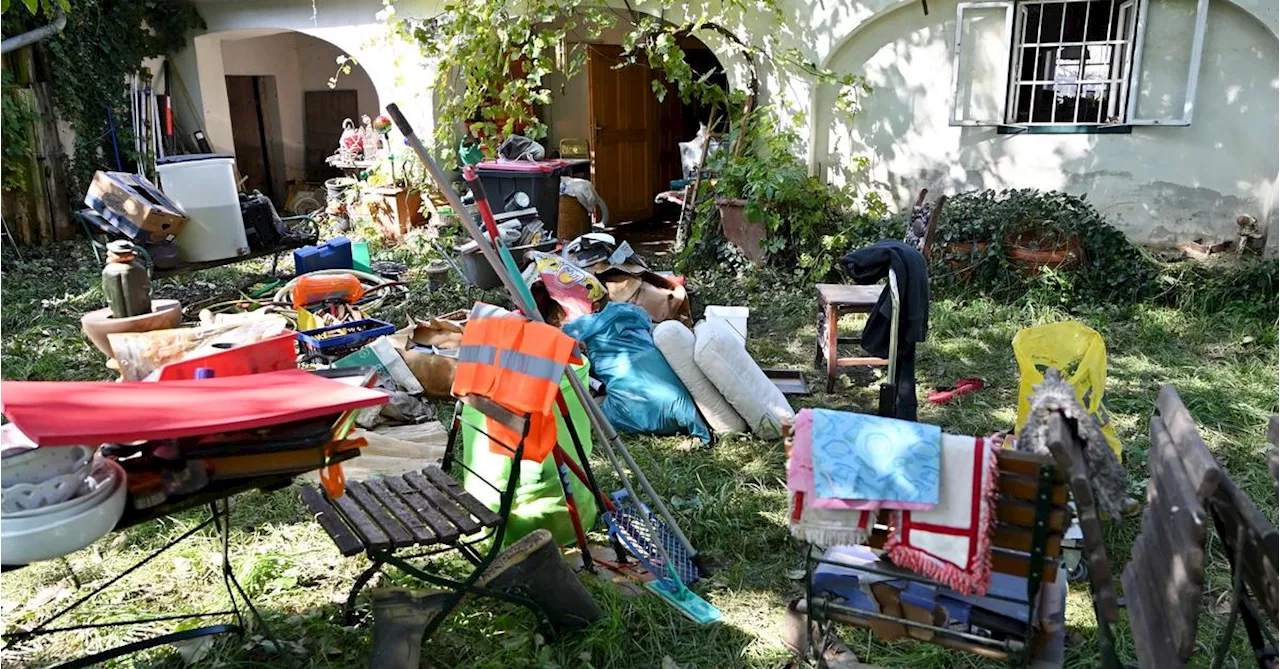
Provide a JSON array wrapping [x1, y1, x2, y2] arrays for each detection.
[[942, 242, 989, 282], [80, 298, 182, 358], [715, 198, 767, 265]]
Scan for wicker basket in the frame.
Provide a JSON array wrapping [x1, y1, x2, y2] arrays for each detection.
[[558, 194, 591, 241]]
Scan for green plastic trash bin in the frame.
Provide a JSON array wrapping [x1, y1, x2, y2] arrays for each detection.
[[460, 361, 598, 547]]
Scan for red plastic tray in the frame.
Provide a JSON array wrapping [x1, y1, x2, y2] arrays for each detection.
[[0, 369, 388, 446], [157, 332, 299, 381]]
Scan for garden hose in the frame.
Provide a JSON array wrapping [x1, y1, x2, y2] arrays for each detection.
[[272, 268, 408, 315]]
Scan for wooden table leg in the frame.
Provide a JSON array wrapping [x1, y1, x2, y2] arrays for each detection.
[[825, 305, 839, 393]]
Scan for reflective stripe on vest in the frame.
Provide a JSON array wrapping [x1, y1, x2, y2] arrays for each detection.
[[498, 349, 562, 383], [451, 317, 579, 416], [456, 344, 499, 365]]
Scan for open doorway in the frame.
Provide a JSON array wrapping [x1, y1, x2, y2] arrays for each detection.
[[585, 43, 728, 225], [225, 75, 284, 204], [209, 30, 381, 208]]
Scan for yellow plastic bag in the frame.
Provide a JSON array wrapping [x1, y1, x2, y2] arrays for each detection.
[[1012, 321, 1122, 459]]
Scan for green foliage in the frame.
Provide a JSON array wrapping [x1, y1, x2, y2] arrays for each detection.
[[381, 0, 611, 166], [932, 188, 1157, 303], [0, 0, 69, 15], [1, 71, 38, 194], [376, 0, 865, 168], [4, 0, 205, 192], [683, 105, 892, 281]]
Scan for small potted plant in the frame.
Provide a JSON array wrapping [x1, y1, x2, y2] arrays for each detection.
[[362, 153, 427, 242]]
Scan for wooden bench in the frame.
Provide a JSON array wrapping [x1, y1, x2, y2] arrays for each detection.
[[1081, 386, 1277, 668], [790, 422, 1071, 666]]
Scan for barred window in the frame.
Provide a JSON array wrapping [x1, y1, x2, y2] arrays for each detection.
[[1007, 0, 1136, 125], [950, 0, 1209, 130]]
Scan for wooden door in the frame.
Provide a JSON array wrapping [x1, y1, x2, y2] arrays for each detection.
[[588, 45, 657, 223], [226, 75, 269, 195], [305, 90, 359, 181]]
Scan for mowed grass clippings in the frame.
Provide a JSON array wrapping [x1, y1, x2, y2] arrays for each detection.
[[1, 243, 1276, 668]]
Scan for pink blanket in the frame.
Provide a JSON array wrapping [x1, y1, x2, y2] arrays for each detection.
[[787, 410, 876, 546]]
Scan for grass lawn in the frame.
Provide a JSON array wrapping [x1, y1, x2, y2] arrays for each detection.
[[1, 242, 1276, 668]]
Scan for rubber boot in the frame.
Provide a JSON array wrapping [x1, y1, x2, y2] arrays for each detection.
[[479, 528, 603, 632], [368, 588, 450, 669]]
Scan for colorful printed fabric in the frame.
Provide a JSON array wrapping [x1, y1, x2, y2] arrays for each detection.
[[787, 410, 875, 547], [810, 409, 941, 506]]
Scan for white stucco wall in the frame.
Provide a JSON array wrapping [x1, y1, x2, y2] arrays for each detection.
[[813, 0, 1279, 244], [180, 30, 381, 182], [182, 0, 1278, 244], [219, 33, 304, 179]]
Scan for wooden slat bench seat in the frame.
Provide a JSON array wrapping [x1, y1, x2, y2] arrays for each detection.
[[299, 465, 501, 557], [788, 420, 1071, 666]]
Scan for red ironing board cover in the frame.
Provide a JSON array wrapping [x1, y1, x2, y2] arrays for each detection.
[[0, 369, 388, 446]]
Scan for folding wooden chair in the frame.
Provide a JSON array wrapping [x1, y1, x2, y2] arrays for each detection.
[[1051, 386, 1277, 669], [298, 396, 546, 640]]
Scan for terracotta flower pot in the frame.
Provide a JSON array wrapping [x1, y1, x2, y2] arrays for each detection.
[[1006, 233, 1082, 276], [942, 242, 988, 282], [715, 198, 767, 265], [364, 187, 426, 242]]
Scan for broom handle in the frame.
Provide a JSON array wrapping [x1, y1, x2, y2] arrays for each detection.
[[385, 104, 697, 562]]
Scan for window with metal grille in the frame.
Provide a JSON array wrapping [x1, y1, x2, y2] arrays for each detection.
[[949, 0, 1209, 130], [1007, 0, 1136, 125]]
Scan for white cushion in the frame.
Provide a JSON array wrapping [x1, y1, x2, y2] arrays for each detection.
[[653, 321, 747, 435], [693, 319, 795, 439]]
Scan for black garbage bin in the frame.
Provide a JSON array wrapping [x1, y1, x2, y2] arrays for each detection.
[[475, 162, 571, 232]]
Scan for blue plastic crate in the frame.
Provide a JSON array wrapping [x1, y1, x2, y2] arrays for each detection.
[[297, 318, 395, 353]]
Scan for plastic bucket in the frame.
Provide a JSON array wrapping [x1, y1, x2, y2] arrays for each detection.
[[704, 305, 749, 345]]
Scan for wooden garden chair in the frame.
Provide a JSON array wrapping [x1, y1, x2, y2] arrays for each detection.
[[1053, 386, 1277, 669], [787, 421, 1072, 666]]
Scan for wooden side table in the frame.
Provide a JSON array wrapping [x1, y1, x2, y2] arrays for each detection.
[[814, 283, 888, 393]]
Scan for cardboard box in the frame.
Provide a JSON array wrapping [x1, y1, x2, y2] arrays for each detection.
[[84, 171, 187, 243]]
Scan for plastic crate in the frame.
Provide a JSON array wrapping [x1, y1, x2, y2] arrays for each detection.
[[455, 240, 556, 290], [297, 319, 395, 353]]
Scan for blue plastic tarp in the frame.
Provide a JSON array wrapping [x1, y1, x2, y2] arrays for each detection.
[[563, 302, 710, 442]]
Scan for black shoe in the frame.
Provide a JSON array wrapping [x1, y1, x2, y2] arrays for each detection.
[[479, 529, 603, 632]]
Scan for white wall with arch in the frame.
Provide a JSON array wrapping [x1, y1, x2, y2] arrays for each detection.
[[811, 0, 1279, 244]]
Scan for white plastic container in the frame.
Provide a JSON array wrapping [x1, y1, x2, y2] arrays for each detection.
[[703, 305, 749, 345], [156, 154, 249, 263]]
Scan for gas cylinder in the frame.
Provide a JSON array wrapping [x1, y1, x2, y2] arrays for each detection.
[[102, 240, 152, 318]]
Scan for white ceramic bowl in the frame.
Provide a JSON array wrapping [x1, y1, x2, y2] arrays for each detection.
[[1, 458, 127, 566], [2, 445, 95, 513], [1, 458, 119, 529]]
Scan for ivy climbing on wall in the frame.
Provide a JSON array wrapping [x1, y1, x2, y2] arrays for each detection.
[[1, 70, 39, 195], [1, 0, 204, 193]]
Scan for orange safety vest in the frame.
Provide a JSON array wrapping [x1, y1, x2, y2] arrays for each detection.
[[452, 317, 581, 463]]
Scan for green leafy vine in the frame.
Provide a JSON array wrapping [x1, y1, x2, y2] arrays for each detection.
[[1, 71, 38, 194], [1, 0, 204, 193], [374, 0, 864, 166]]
